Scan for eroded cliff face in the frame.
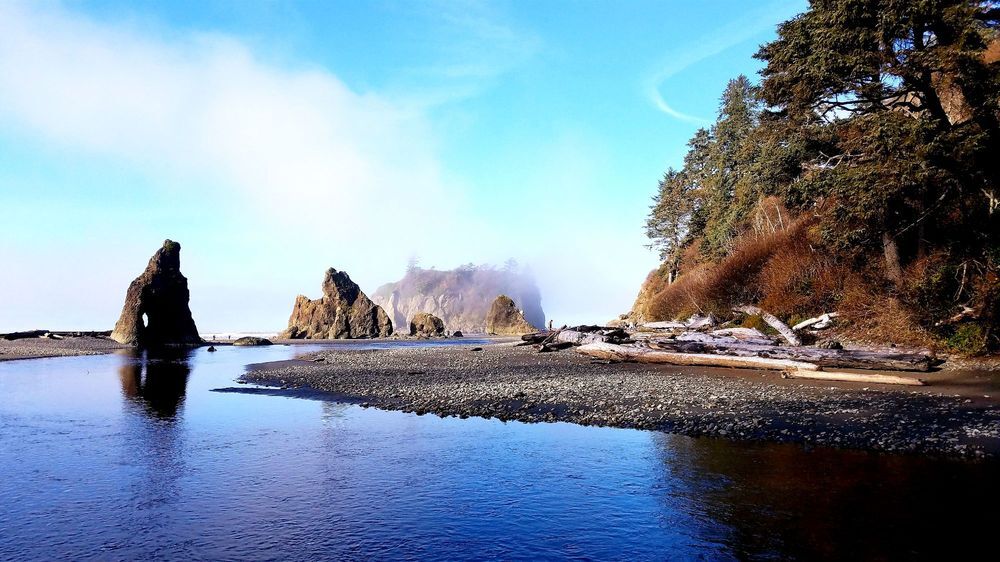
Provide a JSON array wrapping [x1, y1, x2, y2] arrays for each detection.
[[110, 239, 202, 346], [280, 268, 392, 339], [371, 265, 545, 334]]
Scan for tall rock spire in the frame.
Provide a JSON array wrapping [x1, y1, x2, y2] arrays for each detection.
[[110, 240, 202, 346]]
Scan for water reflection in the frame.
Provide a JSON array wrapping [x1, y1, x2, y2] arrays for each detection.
[[656, 434, 1000, 560], [118, 348, 193, 419]]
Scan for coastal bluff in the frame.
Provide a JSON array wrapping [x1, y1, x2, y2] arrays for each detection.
[[372, 264, 545, 334], [110, 240, 202, 346], [280, 268, 393, 339]]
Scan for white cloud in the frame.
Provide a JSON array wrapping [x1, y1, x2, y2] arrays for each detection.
[[0, 1, 490, 329], [0, 2, 458, 235], [0, 1, 651, 331], [644, 0, 803, 123]]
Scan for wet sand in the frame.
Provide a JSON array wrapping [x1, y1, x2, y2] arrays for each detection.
[[243, 342, 1000, 458]]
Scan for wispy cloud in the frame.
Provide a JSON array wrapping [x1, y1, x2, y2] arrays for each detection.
[[644, 0, 803, 124], [390, 0, 542, 107]]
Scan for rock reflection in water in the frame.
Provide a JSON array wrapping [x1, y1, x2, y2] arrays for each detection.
[[656, 433, 1000, 560], [119, 348, 193, 419]]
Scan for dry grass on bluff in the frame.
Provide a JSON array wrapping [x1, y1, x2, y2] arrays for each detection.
[[633, 207, 940, 349]]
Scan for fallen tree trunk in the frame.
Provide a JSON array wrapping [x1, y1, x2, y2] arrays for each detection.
[[638, 321, 687, 330], [782, 370, 924, 386], [733, 305, 801, 346], [644, 339, 933, 372], [577, 342, 926, 386], [555, 330, 607, 345], [579, 342, 819, 371]]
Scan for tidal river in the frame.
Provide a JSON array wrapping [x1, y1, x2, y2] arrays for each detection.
[[0, 342, 995, 560]]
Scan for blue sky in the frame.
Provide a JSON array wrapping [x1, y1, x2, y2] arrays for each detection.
[[0, 0, 805, 331]]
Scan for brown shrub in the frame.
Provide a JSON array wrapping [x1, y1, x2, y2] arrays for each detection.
[[838, 276, 937, 348], [630, 265, 672, 322], [757, 224, 847, 318], [642, 203, 939, 348], [646, 216, 817, 320]]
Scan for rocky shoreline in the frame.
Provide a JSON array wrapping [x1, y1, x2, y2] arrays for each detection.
[[242, 342, 1000, 459]]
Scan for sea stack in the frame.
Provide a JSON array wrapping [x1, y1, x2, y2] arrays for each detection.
[[409, 312, 446, 337], [110, 240, 202, 346], [280, 268, 393, 339], [485, 295, 537, 335]]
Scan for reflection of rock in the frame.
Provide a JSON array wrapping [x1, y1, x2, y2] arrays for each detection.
[[233, 336, 273, 346], [118, 348, 192, 419], [409, 312, 445, 337], [280, 268, 392, 339], [485, 295, 537, 335], [110, 240, 202, 346]]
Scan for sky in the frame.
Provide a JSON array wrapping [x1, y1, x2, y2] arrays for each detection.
[[0, 0, 805, 332]]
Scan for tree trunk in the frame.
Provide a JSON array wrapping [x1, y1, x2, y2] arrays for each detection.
[[882, 231, 903, 282]]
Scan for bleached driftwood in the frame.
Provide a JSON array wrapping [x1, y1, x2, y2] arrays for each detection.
[[782, 369, 924, 386], [639, 321, 687, 330], [579, 342, 819, 371], [685, 314, 717, 329], [792, 312, 839, 331], [521, 327, 630, 351], [577, 342, 926, 386], [555, 330, 608, 346], [710, 327, 771, 340], [733, 305, 801, 346], [645, 338, 932, 371]]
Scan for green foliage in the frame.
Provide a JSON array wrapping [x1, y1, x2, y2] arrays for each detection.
[[741, 314, 778, 336], [646, 76, 766, 264], [947, 322, 989, 354], [644, 0, 1000, 351]]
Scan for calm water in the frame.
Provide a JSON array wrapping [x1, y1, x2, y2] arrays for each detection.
[[1, 343, 996, 561]]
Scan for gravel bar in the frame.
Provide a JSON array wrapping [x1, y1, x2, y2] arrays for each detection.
[[239, 343, 1000, 459], [0, 336, 126, 362]]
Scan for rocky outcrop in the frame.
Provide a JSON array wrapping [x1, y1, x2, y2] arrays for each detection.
[[279, 268, 392, 339], [485, 295, 537, 335], [233, 336, 273, 346], [371, 264, 545, 334], [409, 312, 445, 337], [110, 240, 202, 346]]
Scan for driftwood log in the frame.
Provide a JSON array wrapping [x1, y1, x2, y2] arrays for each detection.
[[577, 342, 926, 386], [522, 327, 631, 350], [792, 312, 839, 331], [643, 338, 933, 372], [733, 305, 801, 346]]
